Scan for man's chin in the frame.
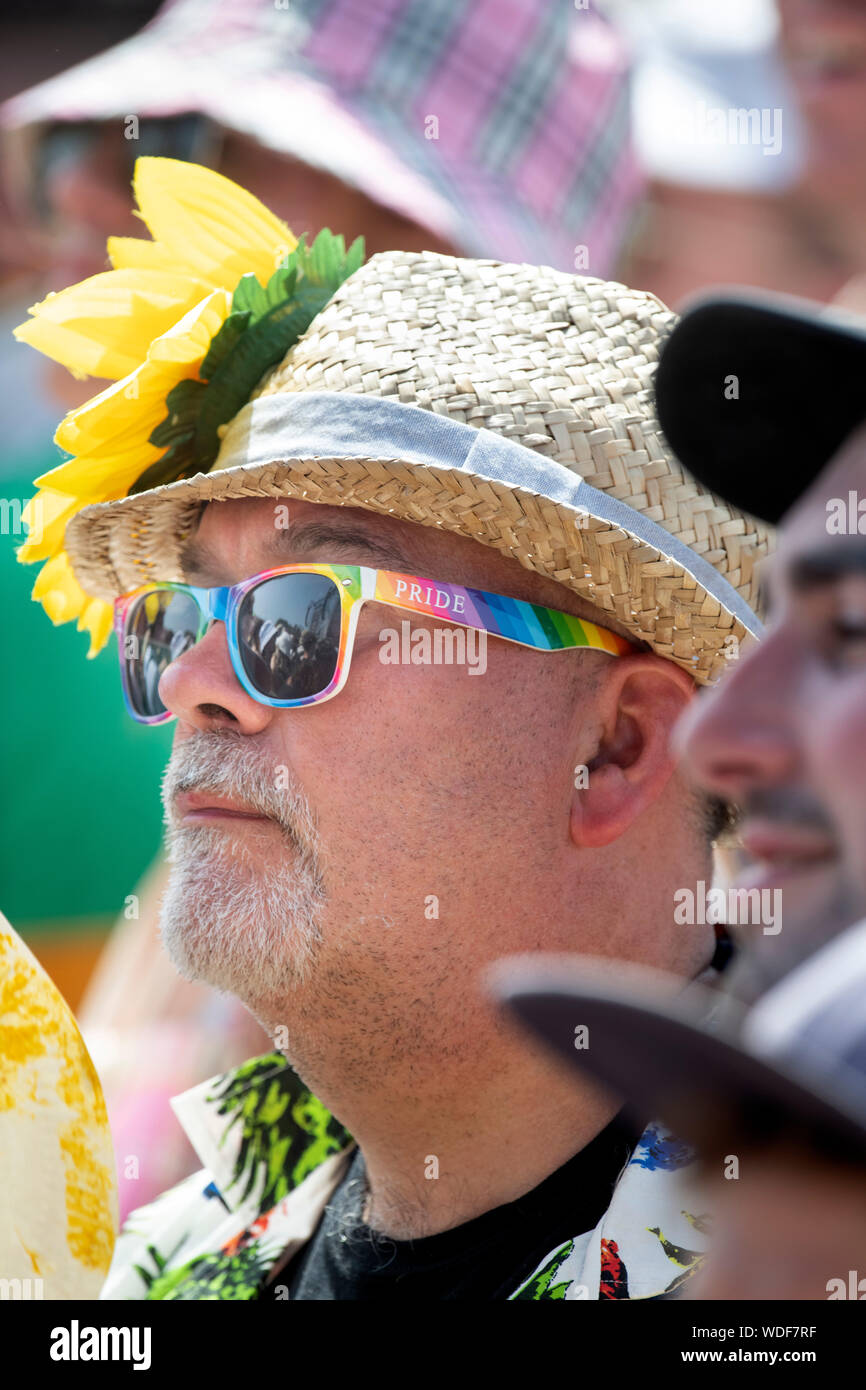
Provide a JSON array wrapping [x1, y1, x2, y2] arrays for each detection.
[[732, 864, 862, 994], [157, 839, 326, 1000]]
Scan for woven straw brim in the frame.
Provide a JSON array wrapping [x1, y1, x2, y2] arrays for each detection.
[[66, 448, 758, 685], [63, 251, 774, 684]]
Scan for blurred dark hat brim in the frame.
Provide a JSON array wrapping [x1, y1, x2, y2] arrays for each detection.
[[488, 955, 866, 1162], [654, 293, 866, 525]]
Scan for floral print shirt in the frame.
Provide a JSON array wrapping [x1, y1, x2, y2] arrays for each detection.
[[99, 1050, 710, 1300]]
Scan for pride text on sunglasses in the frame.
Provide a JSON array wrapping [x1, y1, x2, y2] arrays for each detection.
[[392, 578, 468, 613]]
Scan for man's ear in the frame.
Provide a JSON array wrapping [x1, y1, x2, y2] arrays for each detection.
[[570, 654, 697, 849]]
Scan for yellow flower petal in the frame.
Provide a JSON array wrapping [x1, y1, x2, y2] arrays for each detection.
[[17, 490, 80, 563], [36, 444, 163, 497], [31, 553, 87, 623], [107, 236, 185, 273], [16, 157, 305, 650], [50, 288, 230, 461], [12, 322, 96, 382], [54, 370, 178, 456], [27, 550, 113, 653], [133, 157, 296, 291], [77, 598, 114, 657], [14, 270, 213, 379]]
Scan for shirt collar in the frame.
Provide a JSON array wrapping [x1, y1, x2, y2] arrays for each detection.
[[168, 1050, 710, 1299], [169, 1049, 353, 1216]]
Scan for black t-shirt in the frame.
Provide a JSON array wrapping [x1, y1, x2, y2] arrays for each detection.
[[265, 1110, 643, 1301]]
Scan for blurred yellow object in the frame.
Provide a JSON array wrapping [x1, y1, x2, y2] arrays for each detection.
[[0, 910, 118, 1298]]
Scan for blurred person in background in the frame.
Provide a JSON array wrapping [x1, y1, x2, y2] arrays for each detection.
[[0, 0, 187, 1218], [1, 0, 642, 1220], [776, 0, 866, 294], [603, 0, 866, 309], [636, 284, 866, 1296], [657, 291, 866, 1001]]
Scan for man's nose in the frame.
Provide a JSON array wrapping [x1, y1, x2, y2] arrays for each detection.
[[158, 621, 272, 733], [674, 630, 802, 800]]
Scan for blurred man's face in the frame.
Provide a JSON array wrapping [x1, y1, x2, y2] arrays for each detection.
[[778, 0, 866, 193], [677, 424, 866, 950]]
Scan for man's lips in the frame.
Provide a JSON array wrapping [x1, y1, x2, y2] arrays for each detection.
[[174, 791, 271, 822], [736, 819, 838, 889]]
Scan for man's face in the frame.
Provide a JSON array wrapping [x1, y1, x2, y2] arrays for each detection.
[[677, 425, 866, 961], [154, 495, 704, 1053], [777, 0, 866, 194]]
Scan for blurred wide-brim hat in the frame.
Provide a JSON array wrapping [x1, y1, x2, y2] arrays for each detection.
[[63, 247, 770, 684], [655, 290, 866, 525], [0, 0, 642, 276], [490, 917, 866, 1163]]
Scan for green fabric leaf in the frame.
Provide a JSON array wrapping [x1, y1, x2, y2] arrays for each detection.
[[297, 228, 365, 288], [199, 308, 252, 381], [148, 379, 204, 448], [136, 230, 365, 497], [232, 264, 299, 320], [192, 283, 333, 461]]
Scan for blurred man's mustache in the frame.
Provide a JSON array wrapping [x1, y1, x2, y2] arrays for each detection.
[[738, 786, 837, 836]]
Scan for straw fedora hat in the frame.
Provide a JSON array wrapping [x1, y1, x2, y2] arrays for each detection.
[[60, 249, 770, 686]]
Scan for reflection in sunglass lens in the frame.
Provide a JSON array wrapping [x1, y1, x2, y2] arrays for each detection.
[[238, 573, 341, 702], [124, 589, 201, 718]]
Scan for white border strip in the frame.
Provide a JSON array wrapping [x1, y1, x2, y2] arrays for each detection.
[[216, 390, 763, 636]]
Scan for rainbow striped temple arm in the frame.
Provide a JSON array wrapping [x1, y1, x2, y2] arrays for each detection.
[[370, 570, 634, 655]]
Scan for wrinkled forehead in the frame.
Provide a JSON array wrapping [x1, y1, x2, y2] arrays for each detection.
[[195, 494, 415, 551], [181, 492, 615, 626], [182, 494, 529, 595], [180, 496, 425, 585]]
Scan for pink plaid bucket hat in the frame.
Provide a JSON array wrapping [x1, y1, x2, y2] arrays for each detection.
[[1, 0, 642, 276]]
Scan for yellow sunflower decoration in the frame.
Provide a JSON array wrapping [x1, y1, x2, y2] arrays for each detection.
[[14, 158, 364, 655]]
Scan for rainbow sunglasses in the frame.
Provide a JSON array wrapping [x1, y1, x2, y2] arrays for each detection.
[[114, 563, 635, 724]]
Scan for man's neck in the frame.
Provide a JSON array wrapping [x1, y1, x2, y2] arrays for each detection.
[[268, 1016, 621, 1240]]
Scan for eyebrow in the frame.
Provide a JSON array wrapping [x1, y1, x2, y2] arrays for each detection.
[[179, 516, 416, 582], [788, 541, 866, 592]]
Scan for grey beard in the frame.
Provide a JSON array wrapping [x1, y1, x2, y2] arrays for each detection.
[[158, 731, 326, 1003]]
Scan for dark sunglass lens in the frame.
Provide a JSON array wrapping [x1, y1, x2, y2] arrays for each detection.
[[238, 573, 342, 702], [123, 590, 200, 718]]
